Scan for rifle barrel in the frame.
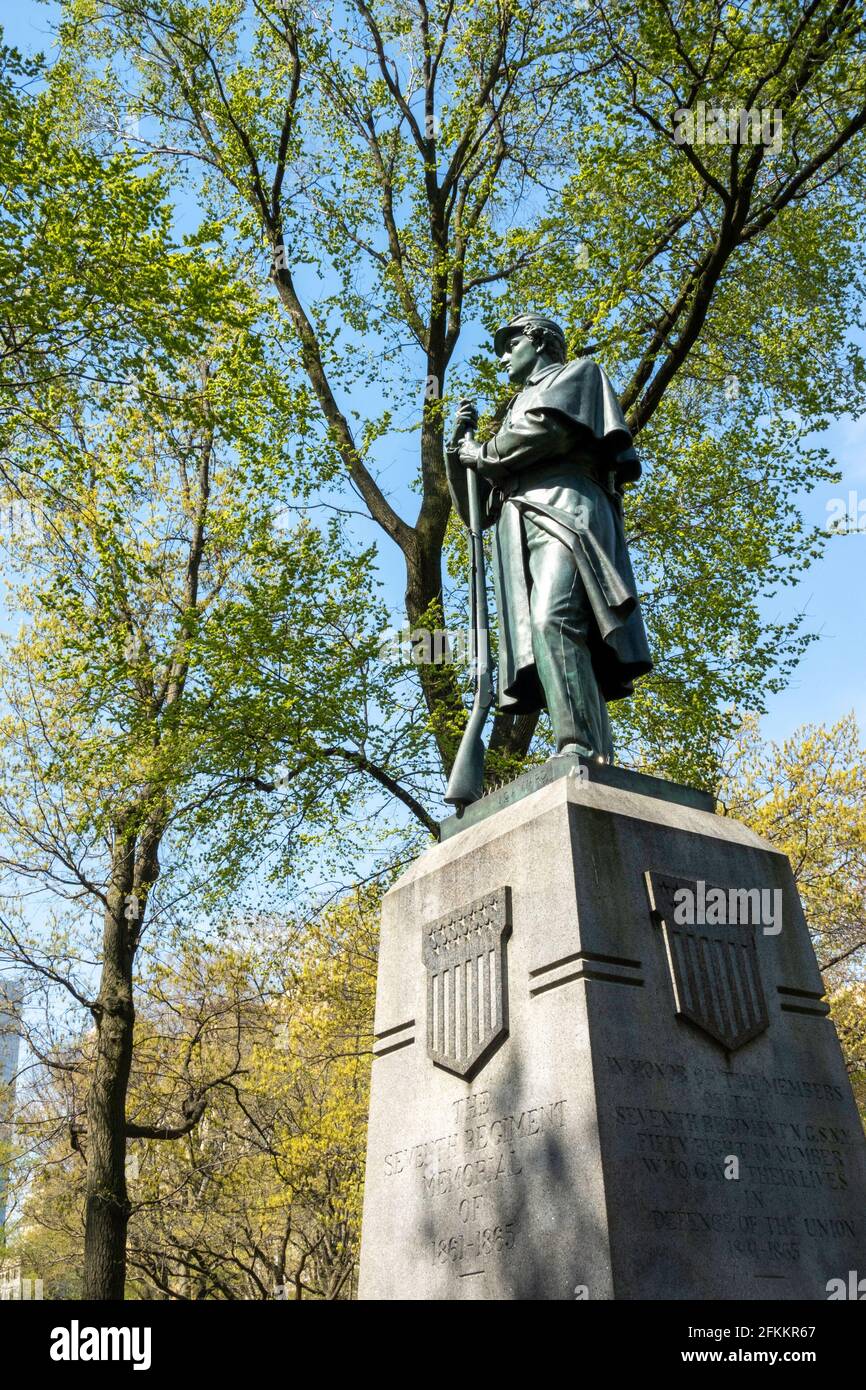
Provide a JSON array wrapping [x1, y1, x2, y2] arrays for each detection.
[[444, 432, 493, 809]]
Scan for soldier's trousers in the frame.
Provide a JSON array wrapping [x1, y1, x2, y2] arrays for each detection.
[[523, 511, 613, 760]]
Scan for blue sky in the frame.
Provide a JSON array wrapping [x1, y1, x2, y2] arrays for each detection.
[[767, 408, 865, 739]]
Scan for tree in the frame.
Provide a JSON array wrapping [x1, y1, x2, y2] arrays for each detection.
[[0, 37, 215, 458], [721, 714, 866, 1133], [0, 37, 423, 1298], [720, 712, 866, 981], [0, 302, 388, 1296], [60, 0, 866, 788], [124, 895, 375, 1300], [13, 892, 376, 1299], [830, 983, 866, 1126]]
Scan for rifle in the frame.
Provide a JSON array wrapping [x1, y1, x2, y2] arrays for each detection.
[[444, 408, 494, 809]]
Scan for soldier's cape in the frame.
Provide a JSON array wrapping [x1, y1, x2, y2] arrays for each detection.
[[446, 356, 653, 711]]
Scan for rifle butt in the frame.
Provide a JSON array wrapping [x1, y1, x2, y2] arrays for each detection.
[[444, 697, 493, 809]]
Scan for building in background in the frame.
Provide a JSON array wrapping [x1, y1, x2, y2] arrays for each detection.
[[0, 1258, 42, 1301], [0, 980, 23, 1238]]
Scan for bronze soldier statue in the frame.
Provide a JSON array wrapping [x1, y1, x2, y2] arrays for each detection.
[[445, 313, 652, 781]]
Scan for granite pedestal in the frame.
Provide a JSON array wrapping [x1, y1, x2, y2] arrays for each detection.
[[358, 761, 866, 1299]]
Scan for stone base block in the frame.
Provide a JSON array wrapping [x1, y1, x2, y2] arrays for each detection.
[[358, 768, 866, 1299]]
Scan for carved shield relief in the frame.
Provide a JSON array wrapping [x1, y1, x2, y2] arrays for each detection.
[[422, 887, 511, 1079], [645, 871, 769, 1052]]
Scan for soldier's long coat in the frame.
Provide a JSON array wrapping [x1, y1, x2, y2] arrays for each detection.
[[446, 357, 653, 711]]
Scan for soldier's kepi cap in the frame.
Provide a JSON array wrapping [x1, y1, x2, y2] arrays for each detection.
[[493, 313, 567, 358]]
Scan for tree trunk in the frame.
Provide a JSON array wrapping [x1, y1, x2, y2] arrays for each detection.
[[83, 850, 135, 1299], [403, 405, 464, 770]]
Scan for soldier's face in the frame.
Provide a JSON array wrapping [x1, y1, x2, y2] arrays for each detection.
[[500, 331, 539, 384]]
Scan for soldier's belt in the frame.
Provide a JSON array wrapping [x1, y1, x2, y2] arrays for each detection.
[[495, 453, 613, 499]]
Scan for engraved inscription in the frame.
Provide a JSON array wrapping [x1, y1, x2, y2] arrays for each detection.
[[433, 1223, 515, 1268], [422, 888, 511, 1078], [605, 1053, 862, 1270], [382, 1089, 568, 1280]]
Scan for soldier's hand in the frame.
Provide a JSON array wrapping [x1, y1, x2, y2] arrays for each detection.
[[457, 438, 484, 470], [452, 399, 479, 438]]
